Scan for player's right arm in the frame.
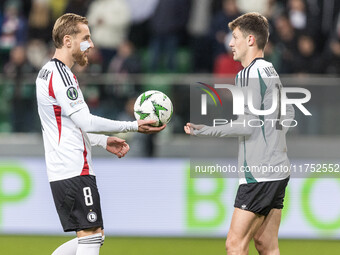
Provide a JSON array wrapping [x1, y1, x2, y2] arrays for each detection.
[[70, 108, 165, 134], [50, 65, 165, 134], [70, 107, 137, 133]]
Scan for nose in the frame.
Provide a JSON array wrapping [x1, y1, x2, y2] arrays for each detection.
[[229, 39, 234, 48], [89, 39, 94, 48]]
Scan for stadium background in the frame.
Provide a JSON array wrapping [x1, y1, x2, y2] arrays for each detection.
[[0, 0, 339, 254]]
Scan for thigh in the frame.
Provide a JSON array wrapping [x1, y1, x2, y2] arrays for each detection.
[[228, 208, 265, 244], [254, 208, 282, 242]]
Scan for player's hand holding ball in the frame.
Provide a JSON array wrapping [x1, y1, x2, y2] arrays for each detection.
[[137, 119, 166, 134]]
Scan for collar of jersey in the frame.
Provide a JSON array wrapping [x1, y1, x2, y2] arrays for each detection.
[[51, 58, 70, 71], [247, 57, 265, 67]]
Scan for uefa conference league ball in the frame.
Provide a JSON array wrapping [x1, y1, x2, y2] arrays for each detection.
[[134, 90, 173, 127]]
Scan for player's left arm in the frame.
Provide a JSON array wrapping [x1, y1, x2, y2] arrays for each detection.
[[87, 133, 130, 158], [184, 114, 254, 137]]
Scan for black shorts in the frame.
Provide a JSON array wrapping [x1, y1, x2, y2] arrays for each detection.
[[234, 177, 289, 216], [50, 175, 103, 232]]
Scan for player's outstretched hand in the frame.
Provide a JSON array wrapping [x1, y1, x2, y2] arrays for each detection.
[[137, 120, 166, 134], [184, 123, 205, 135], [106, 137, 130, 158]]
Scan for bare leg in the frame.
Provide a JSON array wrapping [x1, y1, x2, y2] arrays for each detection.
[[253, 209, 282, 255], [226, 208, 265, 255]]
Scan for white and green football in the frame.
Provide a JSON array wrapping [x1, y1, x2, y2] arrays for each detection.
[[134, 90, 173, 127]]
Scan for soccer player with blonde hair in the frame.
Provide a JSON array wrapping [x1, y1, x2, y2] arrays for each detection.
[[36, 13, 165, 255]]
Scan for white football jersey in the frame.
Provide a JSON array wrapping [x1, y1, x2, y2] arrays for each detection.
[[36, 58, 94, 182], [235, 58, 294, 184], [194, 58, 294, 184]]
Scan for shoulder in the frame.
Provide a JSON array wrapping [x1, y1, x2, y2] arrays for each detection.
[[252, 59, 279, 78], [37, 59, 63, 79], [237, 58, 280, 88], [49, 58, 68, 75], [49, 59, 75, 87], [37, 61, 55, 82], [236, 58, 261, 87]]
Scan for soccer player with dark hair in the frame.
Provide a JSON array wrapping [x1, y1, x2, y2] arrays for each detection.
[[185, 12, 295, 254], [36, 13, 165, 255]]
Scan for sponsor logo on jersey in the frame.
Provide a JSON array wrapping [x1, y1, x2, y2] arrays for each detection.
[[67, 87, 78, 100], [70, 99, 84, 108], [87, 211, 97, 223]]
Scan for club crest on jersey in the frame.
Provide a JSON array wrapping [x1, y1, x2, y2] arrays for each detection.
[[87, 211, 97, 223], [67, 87, 78, 100]]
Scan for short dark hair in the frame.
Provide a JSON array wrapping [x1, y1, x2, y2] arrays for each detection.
[[228, 12, 269, 50], [52, 13, 88, 49]]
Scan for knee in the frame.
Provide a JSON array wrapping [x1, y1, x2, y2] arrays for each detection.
[[254, 235, 278, 255], [225, 238, 233, 253], [225, 234, 243, 254], [254, 236, 266, 254]]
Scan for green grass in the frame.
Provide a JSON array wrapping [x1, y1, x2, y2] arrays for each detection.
[[1, 236, 340, 254]]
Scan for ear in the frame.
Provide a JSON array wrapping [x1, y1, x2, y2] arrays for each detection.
[[248, 35, 256, 46], [63, 35, 72, 48]]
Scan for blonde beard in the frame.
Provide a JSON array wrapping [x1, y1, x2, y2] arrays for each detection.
[[72, 50, 88, 66]]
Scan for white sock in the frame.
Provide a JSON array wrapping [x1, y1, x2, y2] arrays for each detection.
[[101, 235, 105, 247], [52, 237, 78, 255], [76, 233, 102, 255]]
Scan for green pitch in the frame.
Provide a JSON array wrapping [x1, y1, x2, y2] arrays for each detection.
[[1, 236, 339, 254]]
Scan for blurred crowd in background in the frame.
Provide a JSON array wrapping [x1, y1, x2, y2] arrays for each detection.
[[1, 0, 339, 75], [0, 0, 339, 139]]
